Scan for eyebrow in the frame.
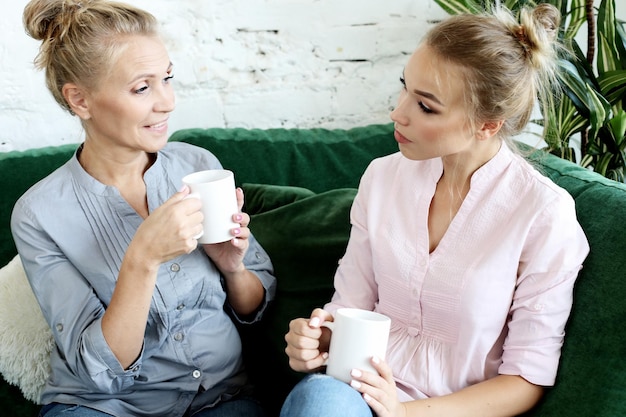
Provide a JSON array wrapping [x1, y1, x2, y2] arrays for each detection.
[[402, 69, 445, 106], [413, 89, 444, 106], [130, 62, 174, 84]]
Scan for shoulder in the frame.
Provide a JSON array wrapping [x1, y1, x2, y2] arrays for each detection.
[[511, 154, 575, 209], [11, 160, 75, 234], [361, 152, 438, 188], [159, 141, 223, 171], [14, 160, 74, 208], [162, 141, 220, 161]]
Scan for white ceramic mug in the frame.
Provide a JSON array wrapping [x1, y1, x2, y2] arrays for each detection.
[[182, 169, 239, 244], [321, 308, 391, 384]]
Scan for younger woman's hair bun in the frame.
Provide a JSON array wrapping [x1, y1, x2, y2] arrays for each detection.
[[515, 2, 562, 69]]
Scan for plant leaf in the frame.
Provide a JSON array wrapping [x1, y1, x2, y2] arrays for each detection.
[[597, 0, 621, 73], [598, 70, 626, 105], [433, 0, 483, 15]]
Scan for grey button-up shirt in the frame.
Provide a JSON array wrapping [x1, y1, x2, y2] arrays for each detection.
[[11, 142, 276, 416]]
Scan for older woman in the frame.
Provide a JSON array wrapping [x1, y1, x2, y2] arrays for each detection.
[[12, 1, 276, 416]]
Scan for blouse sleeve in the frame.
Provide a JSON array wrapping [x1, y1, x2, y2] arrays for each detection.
[[499, 193, 589, 386], [11, 201, 140, 393]]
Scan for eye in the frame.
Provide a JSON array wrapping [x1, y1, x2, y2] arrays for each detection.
[[164, 74, 174, 84], [134, 84, 149, 94], [419, 101, 434, 114], [399, 76, 406, 89]]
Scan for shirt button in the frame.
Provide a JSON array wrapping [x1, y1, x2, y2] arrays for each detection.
[[407, 327, 419, 337], [176, 304, 185, 311], [170, 263, 180, 272], [174, 332, 184, 342], [192, 370, 201, 379], [56, 324, 63, 332]]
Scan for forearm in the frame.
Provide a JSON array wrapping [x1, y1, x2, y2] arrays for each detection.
[[223, 268, 265, 316], [403, 375, 543, 417], [102, 245, 159, 369]]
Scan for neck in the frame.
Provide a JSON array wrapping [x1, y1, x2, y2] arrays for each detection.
[[440, 139, 502, 189], [78, 141, 152, 187]]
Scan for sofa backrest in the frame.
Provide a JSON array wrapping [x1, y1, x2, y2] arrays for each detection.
[[168, 124, 399, 192], [0, 144, 78, 267]]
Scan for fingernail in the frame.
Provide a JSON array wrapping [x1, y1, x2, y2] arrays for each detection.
[[351, 369, 362, 378], [309, 317, 320, 327], [233, 228, 241, 235], [372, 356, 380, 364], [235, 214, 242, 222], [350, 380, 361, 389]]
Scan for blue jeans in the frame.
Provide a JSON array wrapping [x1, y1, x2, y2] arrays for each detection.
[[39, 395, 266, 417], [280, 374, 374, 417]]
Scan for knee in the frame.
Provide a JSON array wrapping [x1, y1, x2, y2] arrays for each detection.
[[280, 374, 372, 417]]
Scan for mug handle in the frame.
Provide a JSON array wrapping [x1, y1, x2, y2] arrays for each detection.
[[319, 321, 335, 366]]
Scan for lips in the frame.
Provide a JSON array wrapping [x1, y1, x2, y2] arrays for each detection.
[[145, 119, 169, 131], [394, 129, 411, 144]]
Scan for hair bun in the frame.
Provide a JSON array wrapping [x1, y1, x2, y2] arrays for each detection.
[[23, 0, 87, 42], [532, 2, 560, 42]]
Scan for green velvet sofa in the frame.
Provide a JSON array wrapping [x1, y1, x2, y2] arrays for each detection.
[[0, 124, 625, 417]]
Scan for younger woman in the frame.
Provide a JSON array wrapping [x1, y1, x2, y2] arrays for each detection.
[[281, 4, 589, 417]]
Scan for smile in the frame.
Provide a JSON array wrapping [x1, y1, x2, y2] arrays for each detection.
[[146, 120, 168, 130]]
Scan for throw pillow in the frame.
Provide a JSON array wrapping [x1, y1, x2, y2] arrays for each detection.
[[239, 183, 357, 416], [0, 255, 53, 403]]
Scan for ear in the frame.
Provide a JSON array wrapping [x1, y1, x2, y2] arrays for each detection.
[[476, 120, 504, 140], [62, 83, 91, 120]]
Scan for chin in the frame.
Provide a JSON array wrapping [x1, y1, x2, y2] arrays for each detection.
[[398, 145, 437, 162], [143, 136, 169, 153]]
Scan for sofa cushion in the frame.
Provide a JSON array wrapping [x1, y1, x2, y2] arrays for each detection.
[[243, 183, 316, 214], [0, 255, 53, 404], [239, 183, 357, 416]]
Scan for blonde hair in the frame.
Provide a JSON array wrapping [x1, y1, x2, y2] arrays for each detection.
[[23, 0, 158, 113], [424, 3, 563, 144]]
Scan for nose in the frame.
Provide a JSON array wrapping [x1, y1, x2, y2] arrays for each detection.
[[390, 92, 409, 126], [155, 83, 176, 113]]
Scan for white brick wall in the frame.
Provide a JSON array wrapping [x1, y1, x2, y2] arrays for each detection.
[[1, 0, 447, 152], [4, 1, 622, 152]]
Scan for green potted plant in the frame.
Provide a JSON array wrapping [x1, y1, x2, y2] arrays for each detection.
[[432, 0, 626, 181]]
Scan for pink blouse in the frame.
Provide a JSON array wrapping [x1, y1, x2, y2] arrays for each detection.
[[325, 144, 589, 401]]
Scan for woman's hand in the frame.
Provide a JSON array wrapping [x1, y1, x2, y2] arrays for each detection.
[[202, 187, 250, 274], [131, 185, 204, 267], [284, 308, 334, 373], [349, 356, 407, 417]]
